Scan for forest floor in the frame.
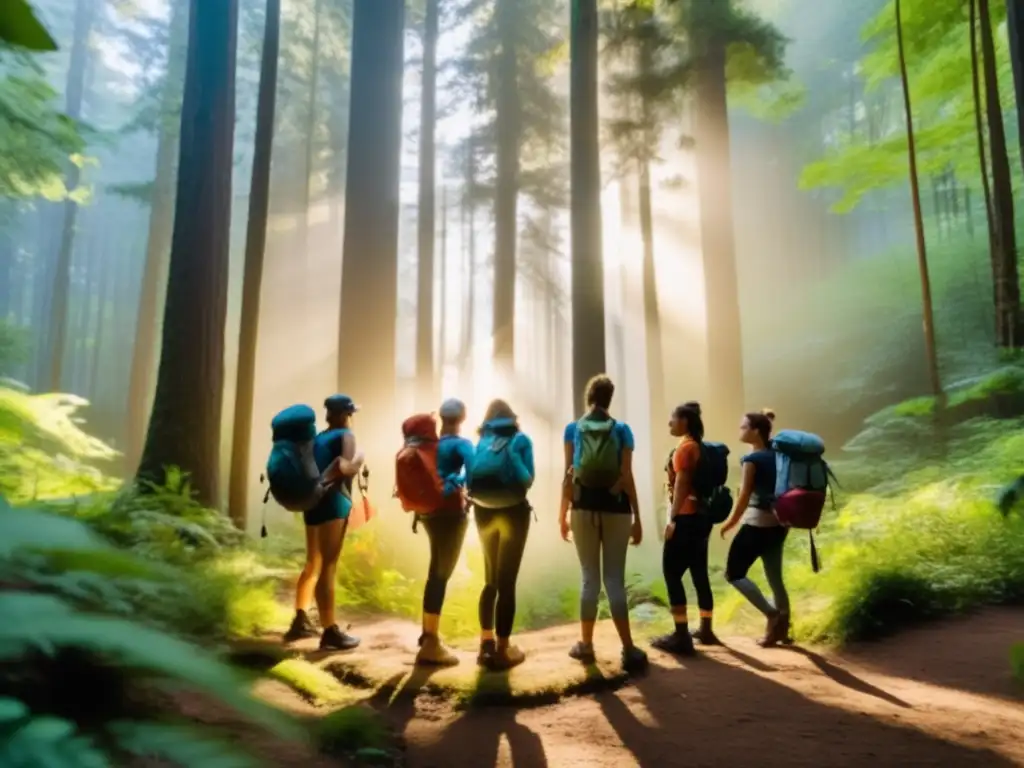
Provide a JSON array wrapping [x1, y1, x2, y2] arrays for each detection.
[[225, 607, 1024, 767]]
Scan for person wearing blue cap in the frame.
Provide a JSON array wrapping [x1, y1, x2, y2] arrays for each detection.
[[283, 394, 363, 651]]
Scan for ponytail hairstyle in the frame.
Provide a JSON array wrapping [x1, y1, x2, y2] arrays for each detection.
[[673, 402, 705, 441], [745, 408, 776, 445]]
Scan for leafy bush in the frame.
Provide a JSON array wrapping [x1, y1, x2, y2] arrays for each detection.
[[0, 504, 298, 767], [0, 320, 29, 375], [0, 386, 119, 502]]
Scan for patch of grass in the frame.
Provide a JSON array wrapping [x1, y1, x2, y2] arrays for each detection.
[[719, 416, 1024, 644], [313, 705, 393, 757], [1012, 643, 1024, 683], [269, 659, 354, 707]]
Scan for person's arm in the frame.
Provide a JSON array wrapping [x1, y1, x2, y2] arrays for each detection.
[[617, 425, 640, 519], [510, 433, 535, 488], [722, 461, 755, 532], [441, 439, 474, 496], [668, 443, 694, 520], [337, 431, 364, 476], [559, 438, 573, 522]]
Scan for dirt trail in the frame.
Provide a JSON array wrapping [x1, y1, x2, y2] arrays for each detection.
[[323, 609, 1024, 767]]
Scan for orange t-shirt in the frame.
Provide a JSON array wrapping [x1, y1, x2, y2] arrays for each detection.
[[669, 437, 701, 516]]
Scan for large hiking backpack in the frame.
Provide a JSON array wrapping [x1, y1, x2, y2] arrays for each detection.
[[265, 405, 326, 512], [771, 430, 834, 529], [573, 417, 621, 488], [467, 432, 528, 509], [693, 441, 733, 524], [394, 414, 446, 514]]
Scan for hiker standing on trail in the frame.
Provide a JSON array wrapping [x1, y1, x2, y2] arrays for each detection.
[[720, 409, 792, 647], [283, 395, 363, 651], [651, 402, 717, 656], [559, 374, 648, 672], [466, 399, 535, 670], [414, 399, 474, 667]]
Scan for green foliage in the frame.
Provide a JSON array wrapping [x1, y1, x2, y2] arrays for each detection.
[[0, 0, 57, 52], [314, 706, 392, 759], [0, 54, 90, 201], [798, 0, 1015, 210], [0, 504, 299, 767], [0, 387, 119, 502], [0, 320, 29, 375], [269, 659, 351, 707], [1012, 642, 1024, 682]]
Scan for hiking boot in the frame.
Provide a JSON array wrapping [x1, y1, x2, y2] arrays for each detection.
[[568, 641, 596, 664], [691, 617, 722, 646], [622, 645, 649, 673], [416, 633, 459, 667], [477, 639, 497, 666], [651, 630, 695, 656], [319, 624, 361, 652], [282, 609, 318, 643], [757, 611, 787, 648], [489, 644, 526, 671]]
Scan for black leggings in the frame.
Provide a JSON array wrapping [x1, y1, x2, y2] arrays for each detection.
[[475, 503, 531, 638], [420, 512, 469, 615], [663, 514, 713, 613]]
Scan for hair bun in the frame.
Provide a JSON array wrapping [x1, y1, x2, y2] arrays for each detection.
[[761, 408, 776, 422], [684, 400, 702, 415]]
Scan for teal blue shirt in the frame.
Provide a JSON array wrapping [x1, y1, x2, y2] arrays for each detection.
[[307, 427, 352, 522], [437, 434, 475, 497]]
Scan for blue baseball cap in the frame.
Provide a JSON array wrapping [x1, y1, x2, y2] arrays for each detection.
[[324, 394, 358, 414]]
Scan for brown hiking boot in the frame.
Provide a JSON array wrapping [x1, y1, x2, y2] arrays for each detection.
[[488, 644, 525, 671], [416, 633, 459, 667]]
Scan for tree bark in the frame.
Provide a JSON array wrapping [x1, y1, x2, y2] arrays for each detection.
[[136, 0, 239, 507], [979, 0, 1022, 346], [338, 0, 405, 464], [416, 0, 439, 406], [46, 0, 98, 393], [125, 0, 190, 471], [570, 0, 605, 409], [493, 0, 521, 370], [1005, 0, 1024, 177], [694, 0, 744, 437], [895, 0, 942, 399], [297, 0, 323, 264], [228, 0, 281, 530]]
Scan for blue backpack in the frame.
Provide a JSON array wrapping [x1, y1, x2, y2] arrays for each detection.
[[467, 432, 528, 509], [265, 405, 326, 512]]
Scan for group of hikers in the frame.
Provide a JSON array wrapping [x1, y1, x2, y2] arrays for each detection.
[[267, 375, 833, 671]]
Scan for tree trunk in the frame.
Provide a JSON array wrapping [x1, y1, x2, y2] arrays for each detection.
[[298, 0, 323, 261], [438, 184, 448, 383], [570, 0, 605, 409], [416, 0, 439, 406], [971, 0, 997, 274], [895, 0, 942, 399], [88, 245, 112, 401], [46, 0, 98, 393], [125, 0, 190, 471], [462, 135, 477, 367], [694, 0, 744, 437], [1005, 0, 1024, 177], [338, 0, 405, 464], [136, 0, 239, 507], [639, 159, 666, 514], [228, 0, 280, 530], [979, 0, 1022, 347], [493, 0, 521, 370]]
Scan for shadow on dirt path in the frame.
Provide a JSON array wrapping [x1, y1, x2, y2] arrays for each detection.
[[352, 610, 1024, 767]]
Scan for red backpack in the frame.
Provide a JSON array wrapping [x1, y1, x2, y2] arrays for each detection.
[[394, 414, 446, 514]]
